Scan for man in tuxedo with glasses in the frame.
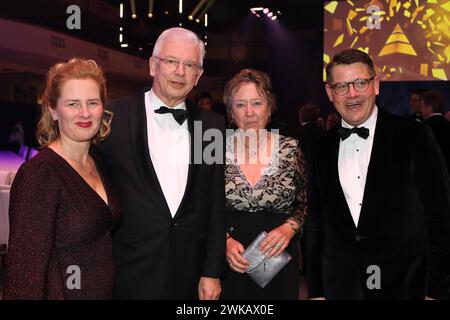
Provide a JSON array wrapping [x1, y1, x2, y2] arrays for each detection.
[[101, 27, 226, 299], [305, 49, 450, 299]]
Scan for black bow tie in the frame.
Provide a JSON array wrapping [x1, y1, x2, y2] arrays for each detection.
[[337, 126, 369, 140], [154, 106, 187, 125]]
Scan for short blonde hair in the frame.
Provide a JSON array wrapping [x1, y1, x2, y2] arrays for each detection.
[[37, 58, 112, 147], [223, 68, 277, 121]]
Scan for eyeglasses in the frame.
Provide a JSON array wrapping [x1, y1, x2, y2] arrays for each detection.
[[330, 77, 375, 96], [153, 56, 201, 76]]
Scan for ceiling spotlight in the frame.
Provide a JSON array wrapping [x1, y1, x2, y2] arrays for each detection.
[[131, 0, 137, 18], [121, 43, 129, 48], [263, 8, 269, 14], [188, 15, 194, 20], [195, 18, 200, 23], [267, 12, 273, 18], [271, 15, 277, 20], [148, 13, 153, 18], [165, 10, 169, 15]]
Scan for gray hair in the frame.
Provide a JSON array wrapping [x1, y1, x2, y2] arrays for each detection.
[[152, 27, 205, 67]]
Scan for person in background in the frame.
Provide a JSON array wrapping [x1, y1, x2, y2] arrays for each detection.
[[4, 58, 121, 299], [325, 112, 340, 131], [194, 91, 213, 111], [290, 102, 325, 159], [407, 88, 427, 121], [7, 121, 25, 154], [221, 68, 307, 299], [420, 90, 450, 173]]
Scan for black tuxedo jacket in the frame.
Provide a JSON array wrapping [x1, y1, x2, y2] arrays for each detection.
[[101, 89, 226, 299], [289, 122, 325, 159], [305, 109, 450, 299], [424, 114, 450, 174]]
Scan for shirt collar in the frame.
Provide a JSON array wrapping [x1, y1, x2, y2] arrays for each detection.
[[341, 105, 378, 138], [149, 89, 186, 111]]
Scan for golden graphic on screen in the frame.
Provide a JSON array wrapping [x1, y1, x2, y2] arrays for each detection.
[[324, 0, 450, 81]]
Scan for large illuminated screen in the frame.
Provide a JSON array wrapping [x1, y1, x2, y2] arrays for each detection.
[[323, 0, 450, 81]]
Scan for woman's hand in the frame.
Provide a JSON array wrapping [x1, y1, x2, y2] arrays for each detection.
[[260, 223, 296, 257], [226, 238, 249, 273]]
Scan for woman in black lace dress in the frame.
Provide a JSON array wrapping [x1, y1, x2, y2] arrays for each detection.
[[221, 69, 307, 299]]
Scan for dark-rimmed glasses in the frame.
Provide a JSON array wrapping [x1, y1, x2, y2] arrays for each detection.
[[330, 77, 375, 96]]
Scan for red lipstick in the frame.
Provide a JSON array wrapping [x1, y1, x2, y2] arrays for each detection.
[[75, 121, 92, 128]]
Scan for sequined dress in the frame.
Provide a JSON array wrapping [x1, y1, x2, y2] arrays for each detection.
[[4, 147, 121, 299]]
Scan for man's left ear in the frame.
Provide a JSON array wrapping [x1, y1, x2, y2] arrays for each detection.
[[325, 83, 334, 102], [149, 57, 156, 78]]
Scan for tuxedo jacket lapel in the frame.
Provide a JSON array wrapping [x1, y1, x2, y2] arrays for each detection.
[[357, 109, 391, 231], [129, 90, 172, 218], [326, 129, 356, 229], [173, 101, 196, 219]]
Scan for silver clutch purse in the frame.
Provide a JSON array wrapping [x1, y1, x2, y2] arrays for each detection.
[[242, 231, 292, 288]]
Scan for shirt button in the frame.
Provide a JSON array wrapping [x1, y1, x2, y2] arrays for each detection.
[[357, 176, 360, 179], [356, 149, 359, 152]]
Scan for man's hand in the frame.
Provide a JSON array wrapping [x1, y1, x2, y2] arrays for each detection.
[[198, 277, 221, 300]]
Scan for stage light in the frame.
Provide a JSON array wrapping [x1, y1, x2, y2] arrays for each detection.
[[120, 3, 123, 18], [196, 18, 200, 23], [148, 0, 154, 18], [121, 43, 128, 48], [204, 13, 208, 27], [263, 8, 269, 14], [271, 16, 277, 20], [267, 12, 273, 18], [197, 0, 215, 23], [119, 33, 123, 42], [188, 0, 209, 22], [179, 0, 183, 14], [131, 0, 137, 19]]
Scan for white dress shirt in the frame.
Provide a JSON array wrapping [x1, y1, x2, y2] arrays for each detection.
[[338, 106, 378, 227], [145, 89, 190, 217]]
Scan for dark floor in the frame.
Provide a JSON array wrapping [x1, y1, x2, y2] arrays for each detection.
[[0, 265, 308, 300]]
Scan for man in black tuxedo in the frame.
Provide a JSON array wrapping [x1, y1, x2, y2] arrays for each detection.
[[420, 90, 450, 173], [305, 49, 450, 299], [290, 102, 325, 159], [101, 27, 226, 299]]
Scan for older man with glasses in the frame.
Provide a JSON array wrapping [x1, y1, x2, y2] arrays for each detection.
[[305, 48, 450, 300], [100, 27, 226, 300]]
